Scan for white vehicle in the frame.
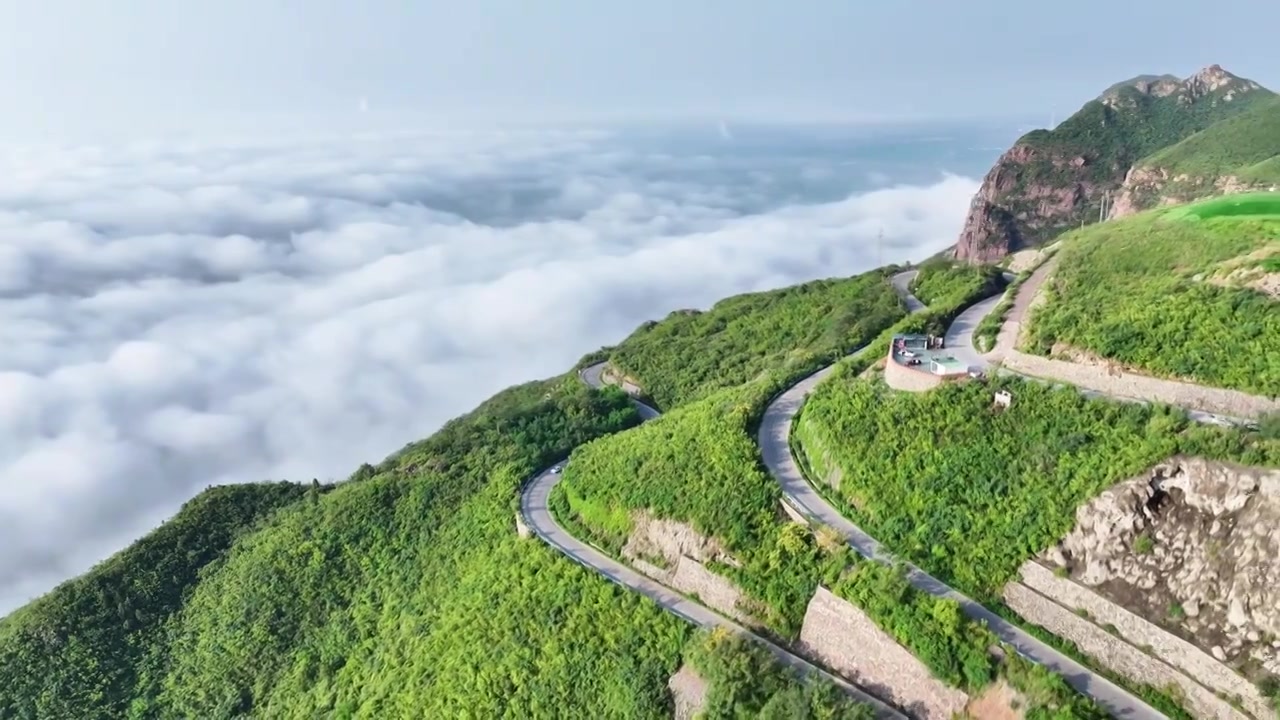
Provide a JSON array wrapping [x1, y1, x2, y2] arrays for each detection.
[[901, 350, 916, 358], [550, 465, 563, 475]]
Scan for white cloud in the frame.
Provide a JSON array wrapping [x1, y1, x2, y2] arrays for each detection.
[[0, 128, 979, 614]]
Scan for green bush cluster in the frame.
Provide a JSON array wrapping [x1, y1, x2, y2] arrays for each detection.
[[684, 628, 874, 720], [1025, 202, 1280, 396], [609, 270, 906, 409], [909, 261, 1006, 308], [0, 483, 311, 720]]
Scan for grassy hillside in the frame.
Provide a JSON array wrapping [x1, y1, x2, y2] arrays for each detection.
[[1240, 155, 1280, 185], [1024, 195, 1280, 396], [794, 376, 1280, 598], [608, 269, 906, 409], [908, 261, 1007, 307], [0, 483, 310, 720], [1136, 96, 1280, 182]]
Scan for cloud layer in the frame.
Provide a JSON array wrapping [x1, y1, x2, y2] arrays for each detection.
[[0, 127, 979, 613]]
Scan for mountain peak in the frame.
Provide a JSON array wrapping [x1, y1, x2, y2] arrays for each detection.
[[1101, 74, 1182, 100], [1183, 64, 1244, 96]]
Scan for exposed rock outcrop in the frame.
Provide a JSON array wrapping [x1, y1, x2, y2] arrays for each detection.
[[668, 664, 708, 720], [954, 65, 1274, 263], [1042, 457, 1280, 684], [1109, 168, 1271, 219], [797, 586, 969, 720]]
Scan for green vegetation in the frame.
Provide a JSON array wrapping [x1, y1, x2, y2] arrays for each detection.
[[1239, 156, 1280, 185], [1137, 97, 1280, 185], [1132, 532, 1154, 555], [796, 376, 1280, 598], [684, 628, 873, 720], [1025, 199, 1280, 396], [556, 379, 850, 637], [909, 261, 1006, 308], [1179, 192, 1280, 220], [1025, 78, 1275, 187], [609, 270, 906, 409], [0, 483, 311, 720]]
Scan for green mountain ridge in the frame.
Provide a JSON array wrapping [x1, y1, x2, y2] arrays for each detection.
[[954, 64, 1277, 263], [1110, 96, 1280, 212]]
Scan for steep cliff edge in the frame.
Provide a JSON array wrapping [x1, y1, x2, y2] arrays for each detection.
[[955, 65, 1275, 263]]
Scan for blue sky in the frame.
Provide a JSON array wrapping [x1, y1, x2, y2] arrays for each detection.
[[1, 0, 1277, 140]]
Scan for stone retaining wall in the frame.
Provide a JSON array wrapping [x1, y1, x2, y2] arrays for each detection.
[[1003, 582, 1248, 720], [780, 497, 808, 524], [601, 365, 645, 397], [632, 556, 758, 627], [1018, 562, 1270, 719], [999, 349, 1280, 419], [798, 586, 969, 720], [990, 257, 1279, 420]]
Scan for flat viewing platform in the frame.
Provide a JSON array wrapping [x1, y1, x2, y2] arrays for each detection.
[[885, 334, 976, 392]]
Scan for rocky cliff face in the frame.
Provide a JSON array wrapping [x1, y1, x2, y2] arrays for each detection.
[[954, 65, 1272, 263], [1043, 456, 1280, 682], [954, 144, 1102, 264]]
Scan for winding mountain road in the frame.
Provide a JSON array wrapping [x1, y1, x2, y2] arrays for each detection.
[[519, 268, 1228, 720], [520, 374, 906, 718], [758, 276, 1165, 720]]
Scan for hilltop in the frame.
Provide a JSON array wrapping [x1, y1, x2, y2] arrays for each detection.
[[954, 64, 1276, 262]]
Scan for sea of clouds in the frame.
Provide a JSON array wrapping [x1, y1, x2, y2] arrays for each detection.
[[0, 126, 984, 614]]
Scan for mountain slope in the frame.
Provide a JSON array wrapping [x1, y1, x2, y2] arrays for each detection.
[[954, 65, 1274, 263], [1109, 95, 1280, 215], [0, 482, 311, 720]]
